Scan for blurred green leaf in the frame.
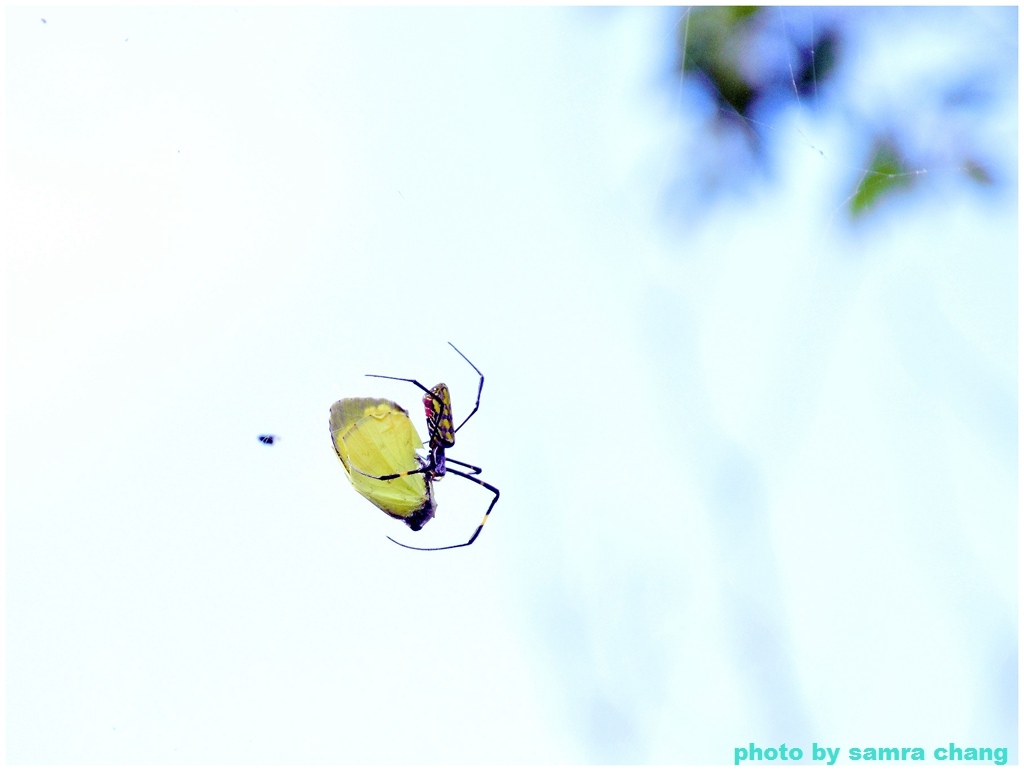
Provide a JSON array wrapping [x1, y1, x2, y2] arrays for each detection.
[[963, 159, 993, 186], [850, 140, 915, 217], [795, 29, 839, 96], [680, 7, 761, 117]]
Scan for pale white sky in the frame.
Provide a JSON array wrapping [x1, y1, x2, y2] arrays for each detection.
[[5, 5, 1018, 764]]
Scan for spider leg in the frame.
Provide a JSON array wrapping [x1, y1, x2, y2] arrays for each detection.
[[353, 466, 428, 481], [352, 453, 436, 482], [446, 457, 483, 476], [387, 467, 499, 551], [364, 373, 433, 396], [447, 342, 484, 434]]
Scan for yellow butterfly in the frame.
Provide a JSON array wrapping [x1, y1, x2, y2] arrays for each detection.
[[329, 397, 436, 531]]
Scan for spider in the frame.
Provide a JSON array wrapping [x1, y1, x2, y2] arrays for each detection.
[[330, 343, 499, 551]]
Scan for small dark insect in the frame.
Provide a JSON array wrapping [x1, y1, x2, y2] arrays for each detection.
[[41, 18, 47, 23], [258, 435, 278, 445]]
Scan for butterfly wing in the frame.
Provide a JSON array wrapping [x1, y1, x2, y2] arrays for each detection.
[[330, 398, 435, 529]]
